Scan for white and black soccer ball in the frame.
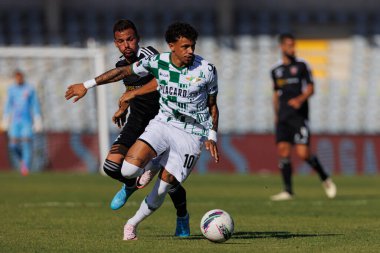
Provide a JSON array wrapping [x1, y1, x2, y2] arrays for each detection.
[[200, 209, 234, 243]]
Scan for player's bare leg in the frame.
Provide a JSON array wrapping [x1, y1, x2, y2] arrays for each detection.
[[296, 144, 337, 198]]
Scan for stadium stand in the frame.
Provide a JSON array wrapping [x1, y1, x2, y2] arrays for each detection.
[[0, 9, 379, 135]]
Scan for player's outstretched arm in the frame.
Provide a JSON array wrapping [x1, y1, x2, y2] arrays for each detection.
[[65, 65, 133, 102], [205, 94, 219, 163]]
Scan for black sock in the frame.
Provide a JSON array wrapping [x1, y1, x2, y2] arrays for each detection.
[[168, 185, 187, 217], [103, 159, 136, 186], [279, 158, 293, 194], [306, 155, 329, 181]]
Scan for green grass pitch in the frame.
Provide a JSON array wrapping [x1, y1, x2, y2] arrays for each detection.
[[0, 172, 379, 253]]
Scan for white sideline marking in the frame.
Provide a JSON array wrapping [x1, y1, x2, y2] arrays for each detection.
[[20, 202, 103, 208], [312, 200, 368, 206], [19, 201, 173, 208]]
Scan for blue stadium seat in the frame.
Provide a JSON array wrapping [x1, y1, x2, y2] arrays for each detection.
[[8, 12, 24, 45], [26, 10, 44, 45]]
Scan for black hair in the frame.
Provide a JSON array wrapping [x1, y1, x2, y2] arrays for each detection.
[[279, 33, 295, 43], [165, 22, 198, 43], [113, 19, 139, 38]]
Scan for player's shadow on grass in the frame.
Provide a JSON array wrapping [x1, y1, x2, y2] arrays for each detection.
[[176, 231, 342, 240], [232, 231, 342, 239]]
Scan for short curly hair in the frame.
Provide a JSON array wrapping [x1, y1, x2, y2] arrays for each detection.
[[165, 22, 198, 43]]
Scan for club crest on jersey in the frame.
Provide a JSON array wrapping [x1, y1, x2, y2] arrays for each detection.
[[290, 66, 298, 75], [275, 68, 283, 78], [186, 76, 201, 84]]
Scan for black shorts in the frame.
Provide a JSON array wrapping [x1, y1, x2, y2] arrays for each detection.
[[275, 118, 310, 145], [112, 113, 155, 148]]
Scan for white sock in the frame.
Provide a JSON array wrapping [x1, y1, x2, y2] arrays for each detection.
[[121, 160, 144, 178], [127, 179, 172, 226], [127, 199, 152, 226]]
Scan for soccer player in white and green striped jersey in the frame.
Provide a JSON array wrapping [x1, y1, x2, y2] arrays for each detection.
[[65, 22, 219, 240]]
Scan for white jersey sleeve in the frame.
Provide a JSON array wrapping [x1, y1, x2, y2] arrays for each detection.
[[132, 55, 157, 77]]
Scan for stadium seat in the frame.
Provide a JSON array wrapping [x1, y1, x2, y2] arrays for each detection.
[[26, 10, 44, 45]]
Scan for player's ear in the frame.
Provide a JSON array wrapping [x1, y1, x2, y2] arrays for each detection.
[[168, 42, 175, 52]]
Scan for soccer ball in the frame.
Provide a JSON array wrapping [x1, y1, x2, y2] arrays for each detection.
[[200, 209, 234, 243]]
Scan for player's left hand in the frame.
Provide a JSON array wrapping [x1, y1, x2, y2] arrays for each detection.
[[65, 83, 87, 102], [112, 101, 129, 128], [118, 91, 136, 107], [205, 140, 219, 163], [288, 97, 302, 109]]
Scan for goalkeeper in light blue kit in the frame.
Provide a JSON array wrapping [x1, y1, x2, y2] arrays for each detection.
[[2, 70, 42, 175]]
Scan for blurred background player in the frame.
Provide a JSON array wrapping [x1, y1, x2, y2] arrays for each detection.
[[1, 70, 42, 176], [65, 19, 190, 236], [270, 33, 337, 201]]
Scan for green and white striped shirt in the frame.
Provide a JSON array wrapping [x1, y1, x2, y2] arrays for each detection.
[[132, 52, 218, 136]]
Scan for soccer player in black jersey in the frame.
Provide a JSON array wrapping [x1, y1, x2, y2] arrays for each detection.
[[270, 33, 337, 201], [65, 20, 190, 236]]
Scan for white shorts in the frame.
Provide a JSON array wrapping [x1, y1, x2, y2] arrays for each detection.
[[138, 117, 206, 183]]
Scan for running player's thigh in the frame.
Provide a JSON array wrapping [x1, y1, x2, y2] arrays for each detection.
[[164, 132, 202, 183], [277, 142, 292, 157], [295, 144, 311, 160], [125, 139, 156, 168], [106, 144, 128, 164], [275, 123, 294, 145]]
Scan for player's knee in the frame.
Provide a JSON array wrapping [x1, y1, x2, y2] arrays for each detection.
[[298, 152, 310, 161], [277, 148, 288, 157], [121, 160, 144, 178], [146, 179, 172, 210]]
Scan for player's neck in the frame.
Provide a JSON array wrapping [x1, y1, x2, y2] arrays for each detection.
[[124, 55, 138, 65], [170, 53, 186, 69], [282, 55, 295, 65]]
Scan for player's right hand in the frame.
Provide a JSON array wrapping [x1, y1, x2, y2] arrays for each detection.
[[112, 101, 129, 128], [205, 140, 219, 163], [65, 83, 87, 102]]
